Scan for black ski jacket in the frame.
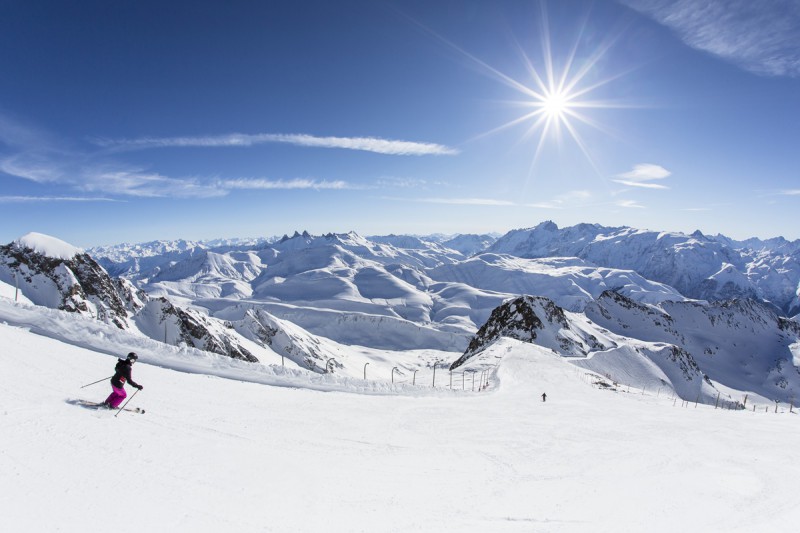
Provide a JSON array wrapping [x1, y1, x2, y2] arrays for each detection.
[[111, 359, 141, 389]]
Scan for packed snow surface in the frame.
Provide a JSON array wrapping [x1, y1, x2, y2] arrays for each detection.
[[3, 318, 799, 531], [15, 232, 82, 259]]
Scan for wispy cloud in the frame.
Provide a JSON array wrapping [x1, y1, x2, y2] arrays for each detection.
[[616, 199, 646, 209], [780, 189, 800, 196], [613, 163, 670, 189], [81, 169, 227, 198], [0, 196, 121, 203], [2, 114, 457, 201], [375, 177, 449, 189], [613, 179, 669, 190], [219, 178, 359, 191], [0, 153, 68, 184], [524, 202, 564, 210], [1, 147, 372, 198], [621, 0, 800, 77], [0, 116, 370, 198], [414, 197, 517, 206], [389, 189, 593, 209], [0, 149, 226, 198], [94, 133, 459, 156]]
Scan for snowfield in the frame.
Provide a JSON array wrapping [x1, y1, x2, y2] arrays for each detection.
[[3, 317, 799, 532]]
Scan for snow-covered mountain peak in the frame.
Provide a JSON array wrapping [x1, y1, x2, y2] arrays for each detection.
[[487, 222, 799, 314], [15, 232, 82, 260], [369, 234, 437, 250], [274, 230, 372, 251], [1, 236, 134, 328], [535, 220, 559, 232], [450, 295, 615, 368]]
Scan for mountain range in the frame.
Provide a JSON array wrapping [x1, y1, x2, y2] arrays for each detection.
[[1, 221, 798, 406]]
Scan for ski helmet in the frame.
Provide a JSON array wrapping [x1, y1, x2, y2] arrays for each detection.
[[127, 352, 138, 361]]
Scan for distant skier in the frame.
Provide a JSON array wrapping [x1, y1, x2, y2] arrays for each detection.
[[541, 392, 547, 402], [103, 352, 143, 409]]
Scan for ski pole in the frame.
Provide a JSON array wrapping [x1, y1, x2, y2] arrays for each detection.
[[80, 375, 114, 389], [114, 389, 140, 418]]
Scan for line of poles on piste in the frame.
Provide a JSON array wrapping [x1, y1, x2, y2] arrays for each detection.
[[384, 365, 492, 391], [298, 358, 492, 391], [575, 369, 797, 415]]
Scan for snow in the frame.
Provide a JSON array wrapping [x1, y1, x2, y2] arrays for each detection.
[[488, 222, 800, 314], [15, 232, 82, 259], [0, 279, 32, 304], [3, 308, 800, 531]]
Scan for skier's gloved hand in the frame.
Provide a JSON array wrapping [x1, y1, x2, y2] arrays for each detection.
[[137, 385, 144, 390]]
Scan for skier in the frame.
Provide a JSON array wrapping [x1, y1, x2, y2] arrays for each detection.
[[541, 392, 547, 402], [103, 352, 143, 409]]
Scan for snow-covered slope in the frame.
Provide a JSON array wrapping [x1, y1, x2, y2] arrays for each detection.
[[452, 295, 615, 362], [428, 253, 686, 311], [488, 221, 800, 314], [125, 235, 689, 350], [0, 235, 296, 363], [441, 233, 498, 256], [16, 232, 83, 259], [695, 262, 760, 303], [585, 291, 800, 402], [0, 233, 136, 328], [451, 294, 719, 404], [0, 278, 32, 304], [3, 321, 800, 532], [28, 225, 800, 405]]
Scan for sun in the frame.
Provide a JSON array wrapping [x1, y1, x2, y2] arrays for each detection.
[[539, 88, 572, 119], [449, 3, 632, 173], [408, 1, 631, 172]]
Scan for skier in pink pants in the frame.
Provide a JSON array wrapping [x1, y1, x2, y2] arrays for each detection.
[[104, 352, 143, 408]]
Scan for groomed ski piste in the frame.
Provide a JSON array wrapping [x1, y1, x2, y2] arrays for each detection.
[[2, 293, 800, 532]]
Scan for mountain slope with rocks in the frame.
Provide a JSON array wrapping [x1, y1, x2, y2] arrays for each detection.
[[1, 234, 276, 363], [0, 233, 135, 328], [450, 288, 800, 404], [585, 291, 800, 402], [17, 224, 799, 405]]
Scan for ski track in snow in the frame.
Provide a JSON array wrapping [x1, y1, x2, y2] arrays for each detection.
[[2, 322, 800, 532]]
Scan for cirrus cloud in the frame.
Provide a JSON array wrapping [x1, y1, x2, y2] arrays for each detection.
[[219, 178, 360, 191], [93, 132, 460, 156], [0, 195, 121, 203], [621, 0, 800, 77]]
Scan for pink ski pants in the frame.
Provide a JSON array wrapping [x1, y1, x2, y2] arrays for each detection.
[[105, 385, 127, 408]]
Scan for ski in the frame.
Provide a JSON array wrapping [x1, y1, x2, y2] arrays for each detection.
[[68, 399, 146, 414]]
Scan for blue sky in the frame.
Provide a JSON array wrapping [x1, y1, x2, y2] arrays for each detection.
[[1, 0, 799, 247]]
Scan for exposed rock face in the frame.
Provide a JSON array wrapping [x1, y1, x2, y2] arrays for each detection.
[[138, 298, 258, 363], [230, 308, 343, 372], [664, 345, 708, 384], [586, 291, 800, 401], [450, 295, 611, 369], [0, 240, 133, 329], [2, 237, 258, 363]]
